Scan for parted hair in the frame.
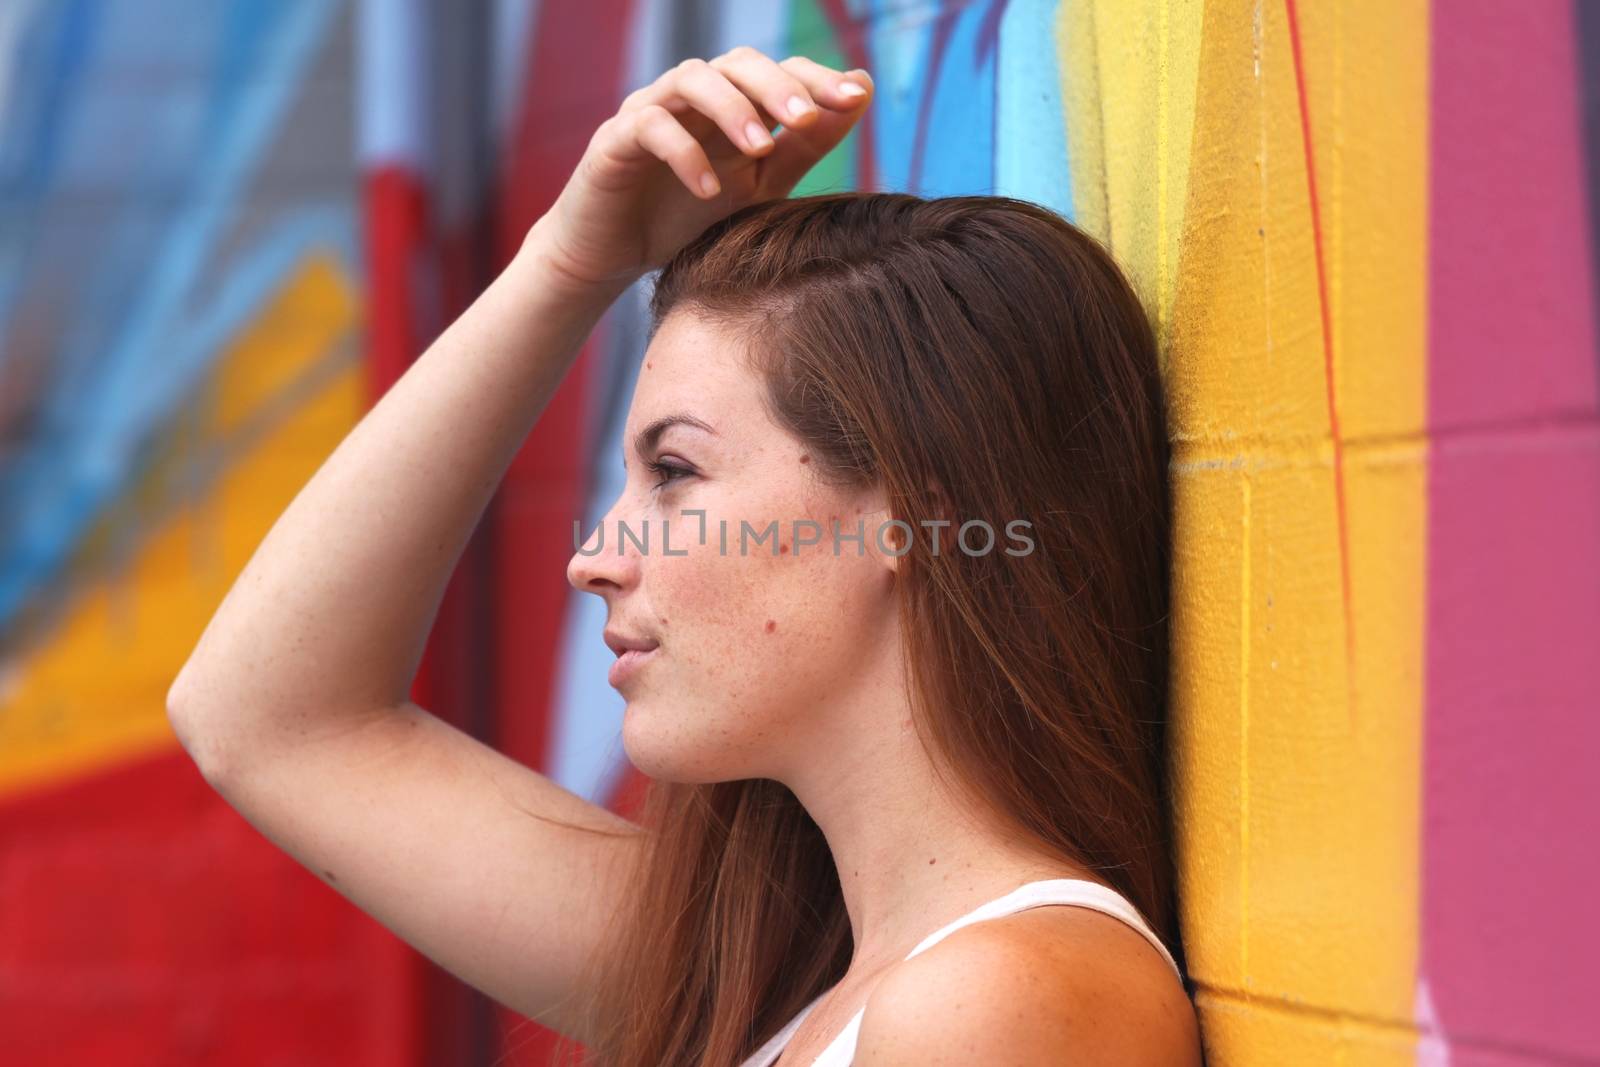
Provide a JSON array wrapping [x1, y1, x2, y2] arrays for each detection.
[[543, 191, 1180, 1067]]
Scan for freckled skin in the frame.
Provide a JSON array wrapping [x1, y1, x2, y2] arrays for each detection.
[[566, 308, 902, 784]]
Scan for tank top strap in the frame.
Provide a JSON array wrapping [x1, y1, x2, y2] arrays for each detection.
[[803, 879, 1179, 1066], [903, 877, 1181, 977], [740, 878, 1180, 1067]]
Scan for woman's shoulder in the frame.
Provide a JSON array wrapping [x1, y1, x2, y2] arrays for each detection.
[[848, 905, 1202, 1065]]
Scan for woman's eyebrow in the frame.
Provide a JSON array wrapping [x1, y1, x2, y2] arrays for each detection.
[[628, 413, 719, 467]]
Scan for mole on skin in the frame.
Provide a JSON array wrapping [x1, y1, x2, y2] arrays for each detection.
[[765, 619, 777, 633]]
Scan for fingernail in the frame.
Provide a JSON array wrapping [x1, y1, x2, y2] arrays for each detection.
[[786, 94, 813, 119], [745, 121, 771, 147], [839, 80, 866, 98], [700, 171, 720, 197]]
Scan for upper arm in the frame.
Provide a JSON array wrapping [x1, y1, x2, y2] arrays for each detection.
[[851, 908, 1202, 1066], [171, 698, 646, 1047]]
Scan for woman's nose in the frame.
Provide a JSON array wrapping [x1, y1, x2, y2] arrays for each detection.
[[566, 510, 638, 594]]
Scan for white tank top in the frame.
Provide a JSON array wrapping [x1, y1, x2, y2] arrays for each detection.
[[737, 878, 1180, 1067]]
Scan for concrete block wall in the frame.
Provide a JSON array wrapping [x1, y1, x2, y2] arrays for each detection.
[[2, 1, 1593, 1063]]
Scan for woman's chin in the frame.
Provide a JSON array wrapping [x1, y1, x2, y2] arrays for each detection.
[[620, 711, 739, 785], [618, 700, 675, 774]]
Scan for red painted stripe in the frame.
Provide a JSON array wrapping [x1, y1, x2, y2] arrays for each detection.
[[488, 2, 635, 1062], [367, 156, 494, 1065], [363, 165, 434, 405], [819, 0, 880, 192], [1283, 0, 1358, 730]]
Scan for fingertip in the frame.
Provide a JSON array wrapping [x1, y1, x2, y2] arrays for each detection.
[[838, 69, 873, 104]]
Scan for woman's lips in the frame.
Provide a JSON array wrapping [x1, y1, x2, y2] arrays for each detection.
[[608, 646, 659, 689]]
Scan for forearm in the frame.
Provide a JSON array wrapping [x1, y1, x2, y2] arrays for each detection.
[[168, 221, 630, 762]]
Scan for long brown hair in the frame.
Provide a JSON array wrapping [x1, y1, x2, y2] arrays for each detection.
[[548, 191, 1178, 1066]]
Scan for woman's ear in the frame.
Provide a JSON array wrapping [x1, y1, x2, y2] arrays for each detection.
[[845, 481, 902, 576], [859, 482, 949, 575], [851, 501, 902, 575]]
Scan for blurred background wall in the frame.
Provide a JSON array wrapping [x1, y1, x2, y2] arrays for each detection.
[[0, 0, 1594, 1064]]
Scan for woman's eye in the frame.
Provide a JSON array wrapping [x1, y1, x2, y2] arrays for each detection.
[[646, 459, 693, 489]]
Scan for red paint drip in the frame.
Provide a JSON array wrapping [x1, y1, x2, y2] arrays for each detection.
[[816, 0, 880, 193], [1285, 0, 1358, 731]]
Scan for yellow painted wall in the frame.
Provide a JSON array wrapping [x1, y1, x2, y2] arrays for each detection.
[[1063, 2, 1429, 1061]]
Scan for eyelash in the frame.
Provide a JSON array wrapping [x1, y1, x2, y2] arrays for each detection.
[[646, 459, 693, 490]]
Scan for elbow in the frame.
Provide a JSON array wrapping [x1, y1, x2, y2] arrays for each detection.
[[165, 666, 223, 781]]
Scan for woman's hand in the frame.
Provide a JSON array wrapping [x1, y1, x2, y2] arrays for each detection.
[[526, 47, 873, 294]]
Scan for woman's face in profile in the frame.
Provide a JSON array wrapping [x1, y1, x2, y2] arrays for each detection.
[[566, 307, 901, 784]]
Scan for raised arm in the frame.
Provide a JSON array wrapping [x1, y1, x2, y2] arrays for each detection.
[[164, 45, 872, 1044], [163, 225, 643, 1041]]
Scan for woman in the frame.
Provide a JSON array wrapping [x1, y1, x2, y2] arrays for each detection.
[[168, 45, 1202, 1067]]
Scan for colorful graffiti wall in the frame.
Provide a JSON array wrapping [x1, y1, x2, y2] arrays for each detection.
[[0, 0, 1594, 1064]]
